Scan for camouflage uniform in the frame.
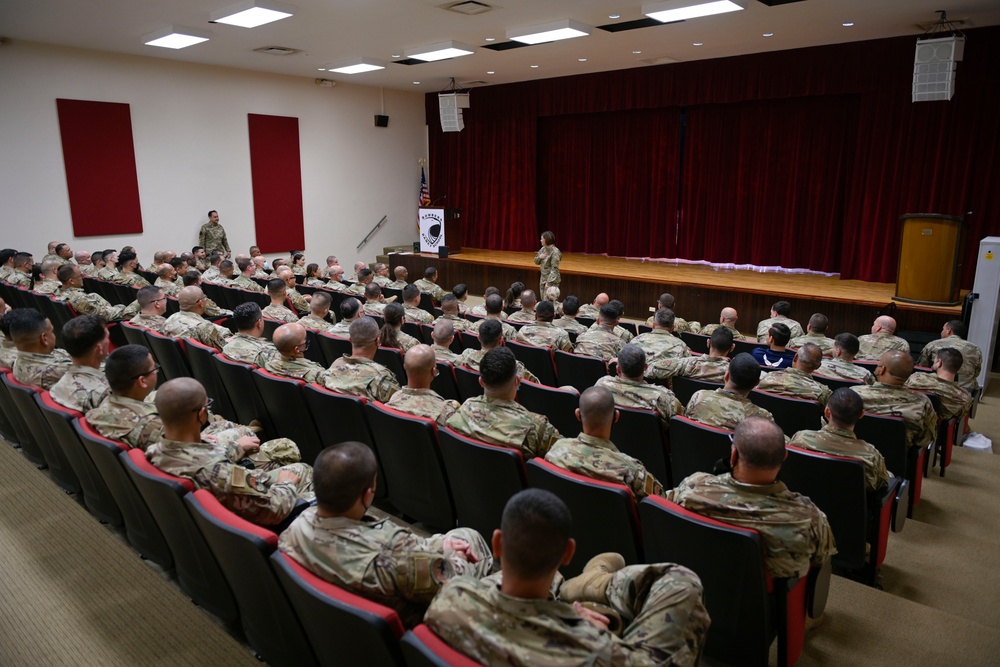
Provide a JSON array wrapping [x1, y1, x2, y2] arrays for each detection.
[[789, 424, 891, 491], [386, 279, 408, 290], [0, 339, 18, 370], [345, 283, 367, 297], [817, 358, 873, 385], [432, 344, 460, 363], [232, 275, 264, 292], [8, 269, 32, 287], [587, 322, 634, 344], [262, 304, 299, 323], [34, 279, 60, 295], [468, 317, 517, 341], [645, 314, 698, 334], [0, 266, 13, 282], [453, 348, 539, 383], [851, 382, 937, 448], [202, 296, 231, 318], [306, 277, 327, 288], [264, 355, 330, 384], [201, 265, 222, 282], [372, 275, 392, 287], [917, 336, 983, 391], [396, 330, 420, 352], [198, 222, 231, 256], [147, 436, 312, 526], [788, 332, 835, 357], [552, 316, 588, 335], [54, 286, 129, 320], [404, 305, 434, 325], [323, 281, 350, 294], [86, 394, 164, 450], [647, 355, 729, 383], [111, 271, 150, 288], [12, 349, 72, 390], [414, 278, 446, 302], [631, 329, 689, 365], [446, 396, 560, 459], [700, 323, 749, 342], [757, 367, 832, 405], [595, 376, 683, 425], [904, 373, 972, 421], [574, 326, 626, 362], [41, 253, 66, 266], [534, 244, 562, 289], [49, 364, 110, 413], [363, 302, 387, 318], [435, 313, 472, 333], [506, 309, 536, 325], [666, 472, 836, 579], [515, 322, 573, 352], [162, 311, 232, 351], [756, 316, 804, 343], [386, 387, 460, 426], [298, 314, 337, 335], [279, 508, 492, 628], [856, 332, 910, 361], [130, 313, 168, 333], [222, 333, 280, 367], [324, 356, 400, 403], [329, 320, 353, 337], [287, 288, 309, 313], [154, 277, 180, 297], [426, 564, 710, 667], [545, 433, 664, 501], [576, 303, 600, 319], [685, 388, 775, 430]]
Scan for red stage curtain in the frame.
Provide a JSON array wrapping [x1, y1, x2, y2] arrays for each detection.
[[56, 99, 143, 237], [536, 107, 682, 258], [247, 114, 305, 254]]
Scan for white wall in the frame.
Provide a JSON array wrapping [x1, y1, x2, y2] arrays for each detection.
[[0, 41, 427, 265]]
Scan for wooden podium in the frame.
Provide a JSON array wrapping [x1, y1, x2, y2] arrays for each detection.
[[893, 213, 964, 306]]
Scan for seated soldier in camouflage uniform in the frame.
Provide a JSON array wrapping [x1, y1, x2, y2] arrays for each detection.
[[414, 266, 447, 303], [181, 269, 231, 317], [667, 418, 836, 579], [552, 295, 589, 335], [213, 259, 238, 287], [426, 488, 710, 666], [110, 251, 151, 288], [222, 302, 280, 367], [346, 268, 373, 297], [788, 313, 836, 358], [514, 300, 573, 352], [851, 350, 937, 449], [162, 286, 233, 351], [264, 323, 330, 384], [857, 316, 909, 361], [446, 347, 560, 459], [0, 307, 18, 370], [322, 265, 350, 293], [233, 257, 265, 292], [95, 249, 119, 281], [454, 319, 539, 383], [277, 267, 311, 313], [401, 284, 433, 325], [386, 265, 409, 290], [452, 283, 471, 315], [378, 302, 420, 353], [573, 303, 628, 362], [50, 315, 111, 413], [506, 289, 538, 325], [817, 333, 874, 385], [429, 319, 461, 363], [700, 307, 750, 341], [129, 285, 169, 332], [597, 344, 683, 426], [386, 345, 460, 426], [644, 292, 699, 333], [631, 308, 690, 365], [685, 352, 775, 430], [371, 262, 392, 287], [544, 286, 562, 315], [468, 286, 499, 318], [905, 347, 973, 422], [546, 386, 666, 501], [576, 292, 608, 320], [33, 258, 62, 294], [789, 388, 890, 491], [10, 309, 71, 390], [586, 300, 633, 344], [329, 297, 363, 336], [147, 377, 313, 526], [80, 250, 101, 277], [756, 300, 804, 343], [54, 264, 136, 321], [433, 294, 471, 332], [362, 282, 388, 318], [298, 290, 338, 335], [279, 441, 492, 627], [200, 253, 224, 283], [7, 251, 35, 287], [467, 293, 517, 341], [262, 277, 299, 323], [0, 249, 18, 283], [757, 342, 832, 405], [153, 263, 181, 297], [324, 317, 400, 402], [917, 319, 983, 392]]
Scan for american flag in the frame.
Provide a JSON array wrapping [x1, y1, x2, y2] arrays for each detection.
[[419, 166, 431, 207]]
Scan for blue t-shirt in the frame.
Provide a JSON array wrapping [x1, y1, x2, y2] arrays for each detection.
[[751, 346, 795, 370]]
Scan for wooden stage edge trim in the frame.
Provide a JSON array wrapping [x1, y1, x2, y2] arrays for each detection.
[[397, 249, 962, 315]]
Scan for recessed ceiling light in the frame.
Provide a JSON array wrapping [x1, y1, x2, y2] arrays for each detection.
[[317, 67, 325, 71], [142, 26, 210, 49], [391, 53, 401, 58], [325, 57, 386, 74], [508, 19, 591, 45], [487, 70, 495, 74], [485, 37, 496, 42], [632, 50, 642, 54], [842, 22, 854, 27], [644, 0, 746, 23], [609, 14, 621, 19], [763, 32, 773, 37], [530, 64, 539, 68], [405, 40, 476, 62], [578, 57, 587, 62], [413, 81, 420, 84], [693, 42, 703, 46], [211, 0, 294, 28]]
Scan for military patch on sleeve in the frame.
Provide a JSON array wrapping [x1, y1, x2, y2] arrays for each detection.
[[229, 465, 247, 490]]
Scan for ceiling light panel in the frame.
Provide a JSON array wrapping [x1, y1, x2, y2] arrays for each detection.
[[143, 26, 210, 49], [507, 19, 591, 45], [211, 1, 295, 28], [326, 57, 386, 74], [405, 40, 476, 62], [643, 0, 746, 23]]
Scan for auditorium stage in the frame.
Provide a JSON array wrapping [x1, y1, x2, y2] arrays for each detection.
[[389, 249, 963, 337]]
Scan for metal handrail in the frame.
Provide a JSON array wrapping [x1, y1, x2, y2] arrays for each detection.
[[357, 215, 388, 251]]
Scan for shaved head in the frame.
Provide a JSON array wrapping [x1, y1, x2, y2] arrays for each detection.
[[874, 316, 897, 334], [793, 342, 823, 373], [273, 323, 306, 355], [720, 307, 738, 324], [879, 350, 913, 383], [177, 286, 204, 309], [733, 417, 785, 470], [520, 290, 537, 308], [578, 386, 616, 428], [593, 293, 609, 307], [155, 378, 205, 425], [403, 344, 437, 385], [432, 318, 454, 345]]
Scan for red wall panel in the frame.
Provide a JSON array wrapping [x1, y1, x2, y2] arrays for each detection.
[[247, 114, 305, 254]]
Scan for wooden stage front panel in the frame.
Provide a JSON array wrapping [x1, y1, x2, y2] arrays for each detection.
[[390, 249, 961, 337]]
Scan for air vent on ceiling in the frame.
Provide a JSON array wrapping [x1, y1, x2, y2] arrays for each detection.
[[443, 1, 494, 16], [253, 46, 302, 56], [460, 80, 490, 87], [641, 56, 679, 66]]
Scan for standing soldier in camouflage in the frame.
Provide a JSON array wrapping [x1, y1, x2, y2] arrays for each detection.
[[324, 317, 400, 402], [446, 347, 560, 459], [573, 303, 627, 362], [789, 388, 890, 491], [685, 353, 775, 430], [667, 417, 836, 579], [414, 266, 447, 303], [198, 210, 231, 258], [533, 230, 562, 299], [756, 300, 804, 343], [905, 348, 973, 422], [54, 264, 134, 321], [262, 277, 300, 323], [514, 300, 573, 352], [129, 285, 170, 332], [279, 441, 492, 627], [632, 308, 690, 364], [857, 316, 910, 361], [222, 302, 280, 367], [162, 286, 233, 351], [851, 350, 937, 449], [700, 307, 750, 341], [917, 320, 983, 392], [546, 386, 666, 501], [817, 333, 874, 385], [757, 342, 833, 405], [386, 345, 461, 426], [50, 315, 111, 413], [264, 323, 330, 383], [10, 309, 71, 390], [298, 291, 338, 335], [648, 327, 734, 384], [597, 344, 683, 426], [147, 378, 312, 526], [110, 251, 151, 288], [788, 313, 836, 357], [426, 488, 710, 666], [454, 319, 539, 383], [552, 295, 589, 335]]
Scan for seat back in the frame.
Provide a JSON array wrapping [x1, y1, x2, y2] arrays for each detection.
[[301, 329, 328, 367], [251, 369, 324, 465], [262, 318, 282, 341], [184, 338, 238, 423], [454, 366, 484, 401], [317, 333, 352, 366], [854, 414, 908, 480], [145, 330, 192, 381], [437, 427, 526, 538], [120, 449, 238, 622], [422, 324, 464, 354], [526, 459, 642, 575], [74, 419, 173, 568], [401, 625, 486, 667], [212, 354, 271, 431], [680, 331, 710, 354], [670, 376, 723, 406], [517, 380, 580, 438], [553, 350, 607, 393], [374, 347, 408, 386], [733, 339, 767, 357], [366, 402, 456, 531], [0, 370, 20, 443], [5, 374, 79, 490], [270, 552, 405, 667], [431, 361, 461, 402], [749, 390, 824, 438], [668, 416, 733, 487], [610, 406, 671, 486], [200, 282, 229, 310], [185, 491, 318, 667], [507, 340, 557, 387], [811, 374, 863, 391], [111, 283, 139, 307], [461, 331, 481, 350], [0, 370, 31, 451], [120, 320, 151, 348]]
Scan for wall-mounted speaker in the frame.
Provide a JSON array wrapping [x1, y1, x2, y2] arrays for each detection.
[[374, 114, 389, 127], [913, 35, 965, 102]]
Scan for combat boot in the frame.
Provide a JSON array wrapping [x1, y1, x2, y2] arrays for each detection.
[[560, 552, 626, 603]]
